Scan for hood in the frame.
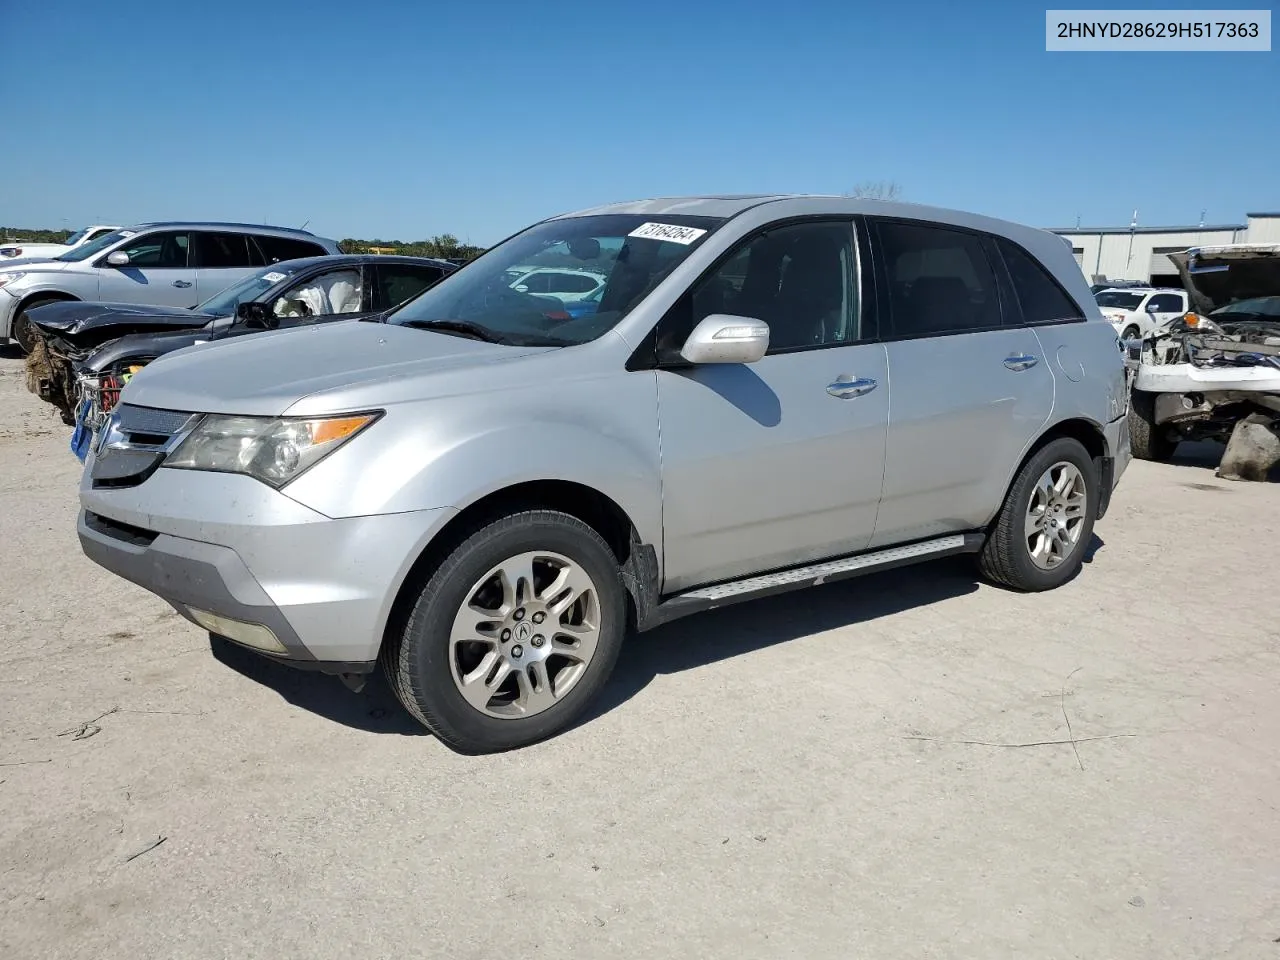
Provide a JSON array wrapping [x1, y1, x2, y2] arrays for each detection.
[[0, 258, 72, 272], [28, 300, 209, 336], [1171, 244, 1280, 315], [119, 319, 556, 417], [83, 327, 212, 374]]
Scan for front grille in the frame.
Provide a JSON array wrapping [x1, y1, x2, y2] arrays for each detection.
[[116, 404, 199, 439], [90, 404, 200, 490]]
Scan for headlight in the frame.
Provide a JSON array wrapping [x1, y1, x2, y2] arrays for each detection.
[[0, 272, 27, 288], [165, 412, 379, 487]]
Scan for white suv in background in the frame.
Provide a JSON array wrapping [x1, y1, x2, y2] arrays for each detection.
[[1095, 287, 1188, 340], [0, 225, 120, 261], [507, 266, 607, 302], [0, 221, 340, 352]]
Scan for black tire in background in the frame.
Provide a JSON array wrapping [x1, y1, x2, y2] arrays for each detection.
[[1128, 389, 1177, 462], [11, 297, 65, 355]]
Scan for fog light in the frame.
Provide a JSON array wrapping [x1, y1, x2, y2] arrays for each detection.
[[186, 607, 287, 654]]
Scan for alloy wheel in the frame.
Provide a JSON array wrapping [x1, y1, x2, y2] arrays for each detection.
[[1024, 461, 1088, 570], [448, 550, 601, 719]]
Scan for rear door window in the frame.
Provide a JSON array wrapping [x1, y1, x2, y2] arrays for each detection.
[[995, 237, 1086, 325], [873, 220, 1001, 337], [373, 263, 447, 310], [193, 232, 257, 269]]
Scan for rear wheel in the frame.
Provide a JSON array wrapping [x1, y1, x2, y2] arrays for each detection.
[[11, 297, 64, 355], [979, 437, 1097, 592], [385, 510, 626, 753], [1128, 389, 1177, 461]]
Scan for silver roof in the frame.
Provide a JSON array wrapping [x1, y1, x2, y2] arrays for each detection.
[[554, 194, 1063, 244]]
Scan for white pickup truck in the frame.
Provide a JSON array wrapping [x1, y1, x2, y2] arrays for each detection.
[[0, 225, 120, 261]]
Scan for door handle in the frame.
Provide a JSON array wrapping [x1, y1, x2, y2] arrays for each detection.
[[1003, 354, 1038, 371], [172, 280, 192, 288], [826, 375, 878, 399]]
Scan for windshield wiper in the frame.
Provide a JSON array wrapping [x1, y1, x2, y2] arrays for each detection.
[[399, 319, 506, 343]]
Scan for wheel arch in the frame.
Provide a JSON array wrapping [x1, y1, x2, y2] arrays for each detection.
[[991, 417, 1111, 530], [7, 290, 80, 341], [377, 479, 651, 661]]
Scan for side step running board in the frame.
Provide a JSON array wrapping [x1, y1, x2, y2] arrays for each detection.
[[643, 533, 985, 630]]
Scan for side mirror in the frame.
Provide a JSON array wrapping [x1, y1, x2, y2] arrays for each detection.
[[679, 314, 770, 365], [1146, 302, 1161, 314], [514, 284, 530, 293], [235, 300, 276, 329], [106, 250, 130, 266]]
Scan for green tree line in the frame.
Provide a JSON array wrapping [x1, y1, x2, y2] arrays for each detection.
[[338, 233, 485, 260], [1, 227, 74, 242]]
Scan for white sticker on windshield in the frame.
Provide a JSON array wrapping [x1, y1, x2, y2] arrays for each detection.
[[628, 222, 708, 245], [262, 271, 287, 282]]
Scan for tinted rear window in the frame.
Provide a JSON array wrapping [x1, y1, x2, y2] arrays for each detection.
[[997, 238, 1084, 325], [253, 235, 328, 263], [875, 220, 1002, 337]]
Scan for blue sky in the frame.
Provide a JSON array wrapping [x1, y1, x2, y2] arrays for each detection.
[[7, 0, 1277, 244]]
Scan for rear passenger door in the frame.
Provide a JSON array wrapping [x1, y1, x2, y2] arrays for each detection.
[[868, 219, 1055, 548], [95, 231, 197, 308], [191, 231, 261, 301], [372, 262, 448, 312]]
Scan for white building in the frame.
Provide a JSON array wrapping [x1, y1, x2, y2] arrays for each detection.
[[1049, 212, 1280, 287]]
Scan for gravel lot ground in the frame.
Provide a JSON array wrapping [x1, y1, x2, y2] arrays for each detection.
[[1, 345, 1278, 960]]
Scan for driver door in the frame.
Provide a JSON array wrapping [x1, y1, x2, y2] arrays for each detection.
[[654, 219, 889, 592], [96, 231, 197, 308]]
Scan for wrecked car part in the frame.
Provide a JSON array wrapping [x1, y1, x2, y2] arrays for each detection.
[[1123, 245, 1280, 470]]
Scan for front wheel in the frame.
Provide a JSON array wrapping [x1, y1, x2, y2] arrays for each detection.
[[10, 298, 62, 354], [1120, 324, 1141, 341], [385, 510, 626, 753], [979, 437, 1098, 592]]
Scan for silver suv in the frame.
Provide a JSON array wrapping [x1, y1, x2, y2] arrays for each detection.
[[0, 222, 340, 352], [78, 196, 1130, 752]]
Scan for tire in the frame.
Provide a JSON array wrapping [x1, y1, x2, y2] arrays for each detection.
[[385, 510, 626, 753], [1128, 389, 1176, 462], [11, 297, 63, 355], [979, 437, 1098, 592], [1120, 324, 1141, 341]]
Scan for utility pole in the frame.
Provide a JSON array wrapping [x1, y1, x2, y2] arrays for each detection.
[[1125, 208, 1138, 271]]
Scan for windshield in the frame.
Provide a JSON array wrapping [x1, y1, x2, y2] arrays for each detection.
[[56, 229, 133, 262], [196, 264, 304, 316], [1095, 291, 1145, 310], [63, 228, 90, 246], [1211, 296, 1280, 320], [388, 214, 724, 345]]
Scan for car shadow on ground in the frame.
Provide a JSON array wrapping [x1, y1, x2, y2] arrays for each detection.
[[208, 537, 1107, 738], [0, 344, 24, 360], [209, 635, 427, 736], [1170, 439, 1225, 469]]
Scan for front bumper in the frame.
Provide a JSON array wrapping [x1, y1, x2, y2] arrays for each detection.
[[79, 464, 456, 667], [0, 288, 18, 341]]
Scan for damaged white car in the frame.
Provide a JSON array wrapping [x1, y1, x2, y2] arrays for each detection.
[[1125, 243, 1280, 479]]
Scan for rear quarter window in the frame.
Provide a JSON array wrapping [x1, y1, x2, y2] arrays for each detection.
[[252, 235, 329, 263], [996, 238, 1086, 325]]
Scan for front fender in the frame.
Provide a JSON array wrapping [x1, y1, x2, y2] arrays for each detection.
[[282, 373, 664, 550]]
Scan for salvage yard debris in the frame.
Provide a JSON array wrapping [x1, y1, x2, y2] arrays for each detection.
[[1125, 243, 1280, 478]]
